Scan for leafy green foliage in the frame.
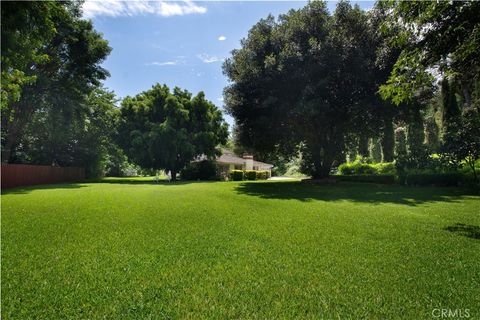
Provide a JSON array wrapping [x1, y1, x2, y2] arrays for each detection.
[[224, 2, 398, 178], [119, 84, 228, 180], [230, 170, 245, 181], [245, 170, 257, 181], [440, 110, 480, 183], [1, 1, 111, 166], [180, 160, 219, 181], [379, 1, 480, 105], [255, 170, 271, 180], [229, 170, 270, 181], [338, 159, 396, 176]]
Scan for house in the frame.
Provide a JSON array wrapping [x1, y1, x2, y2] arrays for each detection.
[[215, 149, 274, 175]]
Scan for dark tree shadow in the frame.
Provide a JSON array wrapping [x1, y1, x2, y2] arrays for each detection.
[[2, 182, 86, 195], [86, 178, 216, 186], [234, 181, 479, 206], [2, 177, 216, 194], [445, 224, 480, 240]]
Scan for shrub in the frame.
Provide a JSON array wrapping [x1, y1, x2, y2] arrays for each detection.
[[371, 162, 396, 175], [338, 161, 395, 175], [229, 170, 271, 181], [404, 172, 463, 186], [230, 170, 245, 181], [255, 170, 271, 180], [245, 170, 257, 180], [335, 175, 395, 184], [181, 160, 218, 180]]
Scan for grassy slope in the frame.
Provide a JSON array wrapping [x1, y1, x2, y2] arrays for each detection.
[[2, 179, 479, 319]]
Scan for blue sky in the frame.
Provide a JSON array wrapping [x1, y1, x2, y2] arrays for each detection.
[[84, 1, 374, 126]]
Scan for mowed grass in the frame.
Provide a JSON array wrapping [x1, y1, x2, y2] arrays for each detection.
[[2, 178, 480, 319]]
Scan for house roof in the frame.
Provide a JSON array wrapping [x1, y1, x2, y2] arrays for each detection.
[[216, 150, 246, 165], [217, 149, 274, 168], [195, 149, 274, 168], [253, 160, 274, 169]]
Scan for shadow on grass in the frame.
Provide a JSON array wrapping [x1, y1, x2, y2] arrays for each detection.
[[234, 181, 479, 206], [2, 182, 86, 195], [1, 177, 216, 195], [445, 224, 480, 240], [87, 177, 217, 186]]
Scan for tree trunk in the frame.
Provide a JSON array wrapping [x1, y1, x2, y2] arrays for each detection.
[[407, 107, 425, 155], [461, 82, 471, 109], [358, 135, 369, 158], [1, 122, 22, 163], [311, 165, 331, 179], [469, 160, 478, 184], [171, 170, 177, 181], [369, 138, 382, 163], [311, 151, 334, 179], [381, 119, 394, 162]]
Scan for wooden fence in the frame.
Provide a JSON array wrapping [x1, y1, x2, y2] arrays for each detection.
[[1, 163, 85, 189]]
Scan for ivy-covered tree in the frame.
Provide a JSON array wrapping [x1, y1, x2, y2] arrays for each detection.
[[119, 84, 228, 181]]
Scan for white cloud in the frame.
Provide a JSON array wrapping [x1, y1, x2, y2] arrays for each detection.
[[82, 0, 207, 19], [218, 35, 226, 41], [146, 61, 177, 66], [146, 56, 186, 66], [197, 53, 223, 63]]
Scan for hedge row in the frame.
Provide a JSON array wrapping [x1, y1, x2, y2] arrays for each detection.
[[230, 170, 271, 181], [334, 172, 465, 186], [403, 172, 464, 186], [337, 161, 396, 175], [334, 174, 395, 184]]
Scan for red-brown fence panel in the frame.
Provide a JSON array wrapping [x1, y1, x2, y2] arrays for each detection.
[[1, 164, 85, 189]]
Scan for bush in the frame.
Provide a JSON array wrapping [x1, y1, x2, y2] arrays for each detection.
[[335, 175, 395, 184], [229, 170, 271, 181], [245, 170, 257, 180], [338, 160, 395, 175], [255, 170, 271, 180], [404, 172, 463, 186], [230, 170, 245, 181], [181, 160, 218, 180], [371, 162, 396, 175]]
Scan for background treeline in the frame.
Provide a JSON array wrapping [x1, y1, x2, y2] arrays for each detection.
[[224, 1, 480, 183], [1, 1, 228, 179], [1, 1, 116, 177], [2, 1, 479, 183]]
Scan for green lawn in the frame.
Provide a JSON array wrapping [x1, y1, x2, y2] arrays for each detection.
[[2, 179, 479, 319]]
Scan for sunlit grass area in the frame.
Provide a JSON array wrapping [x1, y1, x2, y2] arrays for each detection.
[[2, 179, 479, 318]]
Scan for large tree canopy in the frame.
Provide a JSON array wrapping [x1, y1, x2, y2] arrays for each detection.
[[1, 1, 111, 163], [224, 1, 395, 177], [119, 84, 228, 180], [379, 1, 480, 106]]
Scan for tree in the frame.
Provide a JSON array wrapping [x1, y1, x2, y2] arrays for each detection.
[[1, 1, 111, 162], [441, 109, 480, 184], [17, 87, 121, 177], [441, 78, 461, 137], [119, 84, 228, 181], [379, 1, 480, 106], [224, 1, 394, 177]]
